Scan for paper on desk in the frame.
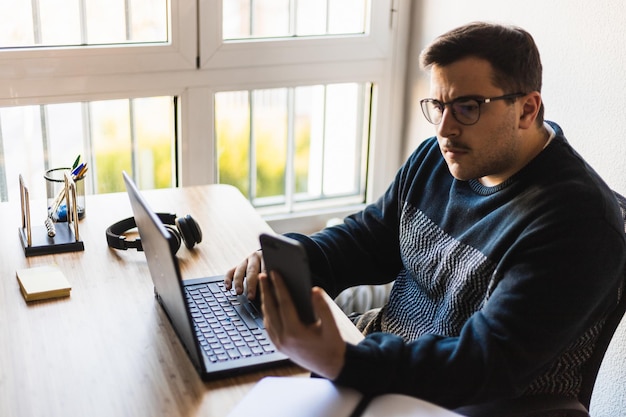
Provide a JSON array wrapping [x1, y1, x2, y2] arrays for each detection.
[[16, 264, 71, 302], [227, 376, 362, 417], [361, 393, 463, 417], [228, 376, 464, 417]]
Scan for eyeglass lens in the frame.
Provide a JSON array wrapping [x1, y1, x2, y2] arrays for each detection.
[[421, 98, 481, 125]]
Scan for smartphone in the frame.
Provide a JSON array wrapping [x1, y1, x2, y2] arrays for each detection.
[[259, 233, 317, 324]]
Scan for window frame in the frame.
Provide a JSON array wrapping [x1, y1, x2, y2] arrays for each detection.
[[0, 0, 196, 100], [188, 0, 409, 229], [200, 1, 392, 69]]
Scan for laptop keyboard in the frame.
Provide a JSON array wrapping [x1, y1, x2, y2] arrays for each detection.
[[185, 282, 277, 363]]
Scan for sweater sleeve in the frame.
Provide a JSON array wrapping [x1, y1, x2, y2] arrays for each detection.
[[285, 197, 402, 298], [285, 140, 439, 298]]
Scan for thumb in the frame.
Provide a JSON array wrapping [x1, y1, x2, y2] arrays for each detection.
[[311, 287, 337, 328]]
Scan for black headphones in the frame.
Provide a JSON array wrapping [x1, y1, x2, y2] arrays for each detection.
[[106, 213, 202, 254]]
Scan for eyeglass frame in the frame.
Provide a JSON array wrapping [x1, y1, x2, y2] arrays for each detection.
[[420, 92, 526, 126]]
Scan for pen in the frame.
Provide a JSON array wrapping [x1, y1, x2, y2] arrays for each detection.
[[71, 155, 81, 170], [75, 165, 88, 180], [71, 162, 85, 177], [49, 162, 88, 220]]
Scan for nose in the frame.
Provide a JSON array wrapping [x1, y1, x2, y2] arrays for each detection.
[[437, 106, 460, 138]]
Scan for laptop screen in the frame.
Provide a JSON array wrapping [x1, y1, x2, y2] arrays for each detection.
[[123, 171, 204, 369]]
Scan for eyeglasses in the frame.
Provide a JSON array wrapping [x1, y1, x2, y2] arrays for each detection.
[[420, 92, 526, 126]]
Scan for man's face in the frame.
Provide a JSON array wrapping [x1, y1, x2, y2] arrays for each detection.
[[429, 57, 523, 186]]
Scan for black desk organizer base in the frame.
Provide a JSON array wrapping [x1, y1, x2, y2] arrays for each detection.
[[20, 225, 84, 257]]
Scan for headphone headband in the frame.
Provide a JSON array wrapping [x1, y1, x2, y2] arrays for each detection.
[[106, 213, 177, 251]]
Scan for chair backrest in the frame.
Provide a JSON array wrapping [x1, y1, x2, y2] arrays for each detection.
[[578, 191, 626, 408]]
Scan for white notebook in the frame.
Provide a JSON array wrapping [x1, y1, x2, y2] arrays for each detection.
[[227, 377, 463, 417]]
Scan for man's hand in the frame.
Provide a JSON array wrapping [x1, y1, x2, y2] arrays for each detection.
[[224, 250, 264, 299], [259, 270, 346, 380]]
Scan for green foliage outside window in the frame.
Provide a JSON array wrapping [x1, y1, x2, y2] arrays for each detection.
[[216, 108, 312, 202]]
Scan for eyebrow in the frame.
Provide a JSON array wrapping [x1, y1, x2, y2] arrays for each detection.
[[452, 95, 485, 101], [429, 95, 485, 103]]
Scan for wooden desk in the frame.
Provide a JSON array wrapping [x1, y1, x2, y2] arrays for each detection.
[[0, 184, 312, 417]]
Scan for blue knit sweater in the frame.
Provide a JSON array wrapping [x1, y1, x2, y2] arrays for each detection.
[[286, 121, 626, 408]]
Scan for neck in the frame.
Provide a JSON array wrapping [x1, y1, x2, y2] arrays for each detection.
[[477, 124, 551, 187]]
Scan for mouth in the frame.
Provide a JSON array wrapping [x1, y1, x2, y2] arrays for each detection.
[[441, 142, 470, 158]]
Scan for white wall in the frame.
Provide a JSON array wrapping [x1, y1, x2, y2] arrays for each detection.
[[405, 0, 626, 196], [405, 2, 626, 415]]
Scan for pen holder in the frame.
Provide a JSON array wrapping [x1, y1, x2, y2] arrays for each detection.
[[45, 167, 86, 221]]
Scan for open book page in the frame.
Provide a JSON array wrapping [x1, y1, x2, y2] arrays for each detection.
[[227, 376, 463, 417], [361, 393, 463, 417], [227, 377, 362, 417]]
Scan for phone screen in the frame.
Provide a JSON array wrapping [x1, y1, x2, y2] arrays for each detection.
[[259, 233, 317, 324]]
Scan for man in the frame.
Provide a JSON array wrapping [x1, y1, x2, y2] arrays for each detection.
[[225, 22, 625, 410]]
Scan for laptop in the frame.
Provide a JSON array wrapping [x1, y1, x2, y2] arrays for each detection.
[[122, 171, 289, 380]]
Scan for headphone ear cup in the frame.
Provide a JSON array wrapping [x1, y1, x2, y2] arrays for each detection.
[[163, 225, 182, 254], [175, 214, 202, 249]]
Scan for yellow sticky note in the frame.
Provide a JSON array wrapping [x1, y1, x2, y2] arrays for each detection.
[[16, 265, 71, 302]]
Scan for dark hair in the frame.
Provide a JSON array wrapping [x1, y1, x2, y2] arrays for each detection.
[[420, 22, 544, 123]]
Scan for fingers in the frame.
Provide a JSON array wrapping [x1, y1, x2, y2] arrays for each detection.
[[311, 287, 334, 329], [260, 271, 300, 345], [260, 275, 347, 380], [224, 267, 236, 290], [267, 270, 302, 328], [259, 272, 280, 339], [224, 250, 264, 298], [244, 251, 264, 299], [310, 287, 346, 379], [224, 261, 247, 294]]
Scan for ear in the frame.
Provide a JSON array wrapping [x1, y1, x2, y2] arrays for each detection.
[[518, 92, 542, 129]]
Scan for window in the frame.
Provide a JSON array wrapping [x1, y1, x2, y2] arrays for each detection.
[[0, 0, 195, 78], [0, 0, 407, 231], [215, 83, 371, 212], [222, 0, 367, 39], [0, 97, 174, 202], [0, 0, 168, 48]]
